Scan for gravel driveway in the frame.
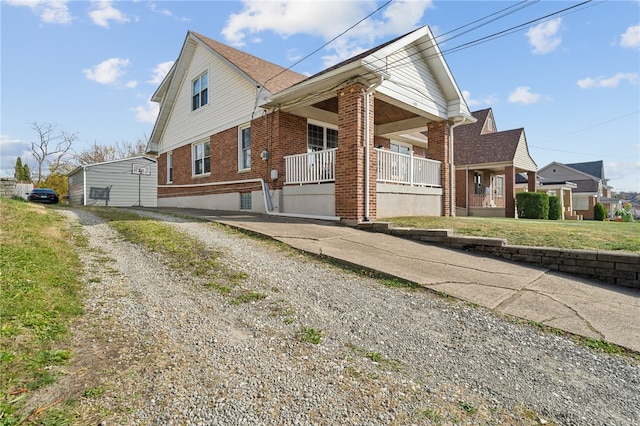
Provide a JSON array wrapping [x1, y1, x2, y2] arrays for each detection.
[[55, 208, 639, 425]]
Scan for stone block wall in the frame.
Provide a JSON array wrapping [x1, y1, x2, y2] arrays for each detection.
[[358, 223, 639, 288]]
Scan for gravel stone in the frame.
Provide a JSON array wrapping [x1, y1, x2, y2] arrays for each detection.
[[58, 208, 639, 426]]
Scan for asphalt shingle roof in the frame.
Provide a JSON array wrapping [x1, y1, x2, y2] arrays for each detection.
[[564, 161, 604, 180], [191, 31, 307, 94], [453, 109, 523, 166]]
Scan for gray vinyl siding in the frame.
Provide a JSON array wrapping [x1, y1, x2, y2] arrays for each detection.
[[70, 157, 157, 207], [68, 169, 85, 205]]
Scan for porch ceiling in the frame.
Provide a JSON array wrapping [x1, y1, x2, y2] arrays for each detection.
[[311, 97, 420, 126]]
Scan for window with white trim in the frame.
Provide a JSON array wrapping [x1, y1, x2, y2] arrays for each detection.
[[238, 125, 251, 170], [307, 121, 338, 152], [390, 142, 411, 155], [495, 176, 504, 197], [192, 72, 208, 111], [193, 140, 210, 176], [167, 151, 173, 183]]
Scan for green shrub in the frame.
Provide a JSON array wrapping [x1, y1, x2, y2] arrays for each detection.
[[516, 192, 549, 219], [548, 196, 561, 220], [594, 202, 607, 221]]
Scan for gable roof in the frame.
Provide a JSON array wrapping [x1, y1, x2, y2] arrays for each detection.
[[455, 128, 525, 165], [190, 32, 307, 94], [564, 160, 605, 180], [453, 108, 535, 169], [264, 25, 473, 122]]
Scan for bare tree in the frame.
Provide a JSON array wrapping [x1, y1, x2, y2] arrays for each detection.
[[76, 141, 118, 165], [29, 122, 76, 184]]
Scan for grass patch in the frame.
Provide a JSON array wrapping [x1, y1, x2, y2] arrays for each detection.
[[88, 207, 245, 285], [582, 337, 625, 355], [297, 327, 322, 344], [386, 216, 640, 252], [458, 400, 477, 415], [346, 344, 402, 371], [230, 290, 267, 305], [0, 198, 84, 421]]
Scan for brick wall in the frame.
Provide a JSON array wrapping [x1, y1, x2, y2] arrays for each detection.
[[336, 83, 376, 223], [505, 165, 515, 218], [455, 169, 468, 209], [427, 121, 453, 216], [358, 223, 640, 288]]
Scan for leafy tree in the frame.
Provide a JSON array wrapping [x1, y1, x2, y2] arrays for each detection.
[[13, 157, 31, 182], [614, 202, 634, 222], [74, 136, 150, 165]]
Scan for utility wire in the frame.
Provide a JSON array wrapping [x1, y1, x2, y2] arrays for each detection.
[[261, 0, 393, 89], [372, 0, 594, 75]]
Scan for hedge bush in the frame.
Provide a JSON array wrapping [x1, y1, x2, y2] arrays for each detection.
[[594, 202, 607, 221], [516, 192, 549, 219], [548, 196, 561, 220]]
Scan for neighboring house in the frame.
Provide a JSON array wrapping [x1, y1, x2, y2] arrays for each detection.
[[146, 27, 475, 224], [537, 160, 617, 220], [453, 108, 537, 218], [68, 156, 157, 207]]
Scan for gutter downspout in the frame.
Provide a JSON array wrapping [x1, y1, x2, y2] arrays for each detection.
[[364, 75, 385, 222], [449, 117, 468, 217]]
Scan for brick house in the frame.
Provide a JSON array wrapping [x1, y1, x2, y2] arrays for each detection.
[[146, 27, 474, 224], [537, 160, 618, 219], [453, 108, 537, 218]]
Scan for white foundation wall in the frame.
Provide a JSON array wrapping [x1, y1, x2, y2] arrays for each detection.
[[376, 183, 443, 218], [281, 184, 335, 216]]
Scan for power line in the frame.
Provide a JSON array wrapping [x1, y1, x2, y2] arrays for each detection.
[[373, 0, 595, 75], [262, 0, 393, 89]]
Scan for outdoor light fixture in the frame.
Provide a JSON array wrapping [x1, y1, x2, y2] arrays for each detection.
[[260, 149, 269, 161]]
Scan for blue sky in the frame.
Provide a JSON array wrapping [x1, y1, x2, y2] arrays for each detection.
[[1, 0, 639, 192]]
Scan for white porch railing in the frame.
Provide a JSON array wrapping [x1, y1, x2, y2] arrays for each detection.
[[285, 148, 337, 185], [375, 148, 441, 187]]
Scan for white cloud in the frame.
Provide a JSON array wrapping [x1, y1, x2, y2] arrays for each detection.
[[89, 0, 129, 28], [6, 0, 72, 24], [576, 72, 639, 89], [0, 134, 32, 175], [620, 24, 640, 49], [149, 61, 174, 85], [526, 18, 562, 54], [508, 86, 542, 104], [125, 80, 138, 89], [83, 57, 131, 85], [221, 0, 433, 67], [461, 90, 496, 108], [132, 100, 159, 123]]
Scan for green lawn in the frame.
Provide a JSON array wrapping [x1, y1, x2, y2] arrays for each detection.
[[385, 216, 640, 253]]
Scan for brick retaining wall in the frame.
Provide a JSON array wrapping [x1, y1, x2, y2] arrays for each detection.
[[357, 223, 639, 288]]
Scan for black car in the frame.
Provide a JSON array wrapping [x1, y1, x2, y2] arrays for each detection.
[[28, 188, 59, 204]]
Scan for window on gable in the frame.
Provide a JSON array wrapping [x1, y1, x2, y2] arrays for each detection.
[[193, 140, 210, 176], [307, 122, 338, 152], [167, 151, 173, 183], [239, 125, 251, 170], [192, 72, 208, 111]]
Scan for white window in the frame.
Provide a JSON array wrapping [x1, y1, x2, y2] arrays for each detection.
[[390, 142, 411, 155], [307, 121, 338, 152], [167, 151, 173, 183], [192, 72, 208, 111], [193, 140, 210, 176], [495, 176, 504, 197], [238, 125, 251, 170]]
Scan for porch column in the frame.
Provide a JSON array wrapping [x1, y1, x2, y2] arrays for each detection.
[[505, 165, 516, 218], [427, 121, 453, 216], [336, 82, 376, 224], [527, 171, 537, 192]]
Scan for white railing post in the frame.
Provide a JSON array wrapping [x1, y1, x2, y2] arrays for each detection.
[[410, 150, 414, 186]]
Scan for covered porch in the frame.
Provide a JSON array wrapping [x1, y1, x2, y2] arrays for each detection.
[[456, 164, 537, 218]]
